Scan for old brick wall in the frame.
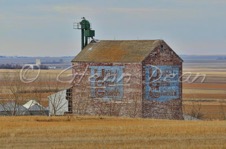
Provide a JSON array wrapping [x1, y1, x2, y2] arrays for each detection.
[[71, 42, 183, 120], [142, 42, 183, 119], [71, 62, 143, 118]]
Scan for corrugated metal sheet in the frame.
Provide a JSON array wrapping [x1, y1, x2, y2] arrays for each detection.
[[72, 40, 162, 63]]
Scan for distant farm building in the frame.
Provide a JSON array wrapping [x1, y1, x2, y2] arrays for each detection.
[[69, 40, 183, 119], [0, 102, 27, 116], [36, 59, 41, 66], [0, 100, 48, 116], [48, 88, 71, 116], [23, 100, 48, 115]]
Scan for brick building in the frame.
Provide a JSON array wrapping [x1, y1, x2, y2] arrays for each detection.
[[69, 40, 183, 119]]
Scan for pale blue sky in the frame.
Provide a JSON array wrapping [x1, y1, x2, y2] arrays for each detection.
[[0, 0, 226, 56]]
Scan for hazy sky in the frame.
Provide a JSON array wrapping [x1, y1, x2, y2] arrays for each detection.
[[0, 0, 226, 56]]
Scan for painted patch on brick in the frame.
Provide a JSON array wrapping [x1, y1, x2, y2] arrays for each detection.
[[145, 65, 180, 102], [89, 66, 124, 99]]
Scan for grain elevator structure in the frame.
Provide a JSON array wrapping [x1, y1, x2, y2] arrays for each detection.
[[69, 18, 183, 119]]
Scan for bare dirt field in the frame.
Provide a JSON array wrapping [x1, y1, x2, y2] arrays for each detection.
[[0, 116, 226, 149]]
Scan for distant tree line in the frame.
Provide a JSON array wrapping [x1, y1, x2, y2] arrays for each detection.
[[217, 57, 226, 60], [0, 64, 22, 69], [27, 65, 49, 70], [0, 64, 49, 69]]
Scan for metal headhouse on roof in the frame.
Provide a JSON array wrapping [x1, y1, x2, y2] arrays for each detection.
[[74, 17, 95, 50]]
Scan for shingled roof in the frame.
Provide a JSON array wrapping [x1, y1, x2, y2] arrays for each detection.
[[72, 40, 163, 63]]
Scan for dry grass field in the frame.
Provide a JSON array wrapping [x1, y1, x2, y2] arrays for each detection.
[[0, 116, 226, 149], [0, 69, 72, 107], [182, 65, 226, 120]]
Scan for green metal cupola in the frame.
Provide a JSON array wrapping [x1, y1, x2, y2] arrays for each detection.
[[74, 17, 95, 50]]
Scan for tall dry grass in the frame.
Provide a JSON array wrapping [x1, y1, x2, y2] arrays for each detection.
[[0, 116, 225, 149]]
